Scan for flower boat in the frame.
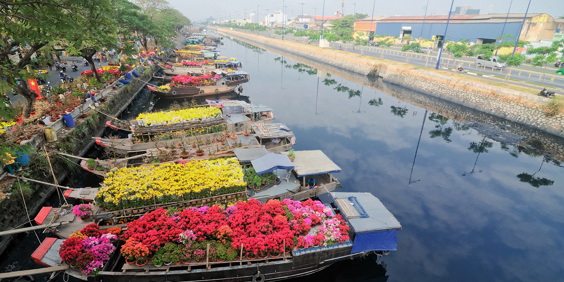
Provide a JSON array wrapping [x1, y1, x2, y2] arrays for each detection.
[[32, 193, 401, 282]]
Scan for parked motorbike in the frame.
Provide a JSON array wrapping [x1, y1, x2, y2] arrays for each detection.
[[538, 88, 556, 98], [84, 61, 89, 67], [554, 61, 564, 68], [71, 65, 78, 72]]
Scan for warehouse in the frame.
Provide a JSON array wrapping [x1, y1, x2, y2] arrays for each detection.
[[354, 13, 560, 45]]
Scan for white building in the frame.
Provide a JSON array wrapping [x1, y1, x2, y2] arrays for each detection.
[[265, 10, 287, 26]]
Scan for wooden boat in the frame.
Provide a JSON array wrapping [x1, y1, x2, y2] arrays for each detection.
[[147, 83, 237, 99], [252, 122, 295, 153], [31, 192, 401, 282]]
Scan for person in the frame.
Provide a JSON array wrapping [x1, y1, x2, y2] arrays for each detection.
[[456, 64, 463, 73], [86, 91, 97, 103], [2, 153, 21, 175], [238, 85, 243, 94], [47, 62, 52, 71], [59, 70, 65, 80], [55, 61, 60, 70], [307, 178, 316, 188]]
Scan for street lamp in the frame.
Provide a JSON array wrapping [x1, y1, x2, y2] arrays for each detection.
[[282, 0, 285, 40], [320, 0, 326, 40], [512, 0, 531, 57], [419, 0, 430, 43], [256, 5, 260, 31], [367, 0, 375, 46], [435, 0, 455, 70], [298, 3, 305, 24], [351, 3, 356, 36], [495, 0, 513, 56]]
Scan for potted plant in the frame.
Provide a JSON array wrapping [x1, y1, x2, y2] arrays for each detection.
[[171, 250, 182, 264], [72, 203, 93, 221], [193, 249, 205, 263], [120, 240, 138, 265], [246, 250, 256, 260], [86, 158, 97, 170], [216, 245, 227, 262], [226, 248, 238, 261], [181, 249, 192, 264], [152, 254, 164, 267], [195, 139, 205, 157], [288, 149, 295, 162], [162, 253, 173, 266]]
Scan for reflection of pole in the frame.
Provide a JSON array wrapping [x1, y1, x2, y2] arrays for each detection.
[[357, 86, 364, 113], [315, 77, 320, 115], [409, 110, 428, 185], [469, 136, 487, 175], [281, 56, 284, 89], [532, 157, 546, 177]]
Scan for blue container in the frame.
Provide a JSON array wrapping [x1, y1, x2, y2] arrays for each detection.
[[126, 72, 133, 80], [120, 79, 130, 84], [15, 153, 30, 166], [132, 70, 140, 77], [557, 28, 562, 33], [139, 66, 145, 72], [62, 114, 75, 127]]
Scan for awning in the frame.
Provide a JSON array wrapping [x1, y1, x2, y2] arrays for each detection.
[[282, 150, 341, 177], [251, 153, 295, 175], [233, 147, 269, 163], [226, 114, 250, 124]]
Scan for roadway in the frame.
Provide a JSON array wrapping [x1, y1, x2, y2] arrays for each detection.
[[230, 29, 564, 92]]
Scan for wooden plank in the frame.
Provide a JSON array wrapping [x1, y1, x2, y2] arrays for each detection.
[[335, 199, 359, 218], [32, 238, 58, 267], [0, 265, 69, 279], [35, 207, 53, 225], [0, 223, 62, 236]]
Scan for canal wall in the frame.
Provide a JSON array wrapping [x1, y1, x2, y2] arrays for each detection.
[[0, 64, 159, 256], [217, 28, 564, 139]]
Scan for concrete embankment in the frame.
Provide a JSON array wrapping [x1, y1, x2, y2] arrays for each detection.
[[217, 28, 564, 139]]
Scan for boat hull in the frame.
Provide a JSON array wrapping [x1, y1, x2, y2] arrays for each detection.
[[148, 85, 238, 99], [89, 245, 359, 282]]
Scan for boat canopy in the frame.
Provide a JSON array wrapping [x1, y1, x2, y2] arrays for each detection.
[[331, 192, 401, 253], [251, 153, 295, 175], [201, 51, 215, 58], [226, 114, 250, 124], [282, 150, 341, 177], [233, 146, 269, 163], [254, 123, 293, 139]]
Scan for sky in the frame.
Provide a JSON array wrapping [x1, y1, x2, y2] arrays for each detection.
[[168, 0, 564, 23]]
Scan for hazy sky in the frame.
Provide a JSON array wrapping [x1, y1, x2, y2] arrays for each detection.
[[169, 0, 564, 23]]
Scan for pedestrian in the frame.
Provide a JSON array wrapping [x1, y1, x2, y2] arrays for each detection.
[[47, 62, 52, 71]]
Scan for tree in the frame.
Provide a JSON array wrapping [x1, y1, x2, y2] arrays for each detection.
[[527, 40, 564, 84], [64, 0, 119, 83]]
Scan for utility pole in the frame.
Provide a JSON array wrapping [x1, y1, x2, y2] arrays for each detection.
[[320, 0, 326, 39], [435, 0, 455, 70], [351, 3, 356, 35], [342, 0, 345, 16], [282, 0, 285, 40], [512, 0, 531, 57], [256, 5, 260, 31], [419, 0, 430, 43], [298, 3, 305, 24], [495, 0, 513, 56], [367, 0, 375, 46]]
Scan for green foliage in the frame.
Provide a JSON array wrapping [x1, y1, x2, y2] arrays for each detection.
[[498, 54, 526, 66], [87, 158, 97, 168], [402, 43, 421, 53], [12, 181, 33, 198], [89, 77, 103, 89], [243, 167, 277, 189]]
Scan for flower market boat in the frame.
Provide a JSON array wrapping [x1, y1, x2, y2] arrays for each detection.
[[147, 82, 237, 100], [31, 193, 401, 282]]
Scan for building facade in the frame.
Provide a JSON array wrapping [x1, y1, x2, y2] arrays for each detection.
[[353, 13, 560, 44]]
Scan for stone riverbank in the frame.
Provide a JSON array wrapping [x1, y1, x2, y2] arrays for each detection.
[[217, 28, 564, 140]]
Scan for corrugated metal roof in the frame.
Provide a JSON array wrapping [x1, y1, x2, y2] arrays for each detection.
[[332, 192, 401, 232], [282, 150, 341, 177], [356, 13, 547, 24]]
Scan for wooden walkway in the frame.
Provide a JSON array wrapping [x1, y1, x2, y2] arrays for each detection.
[[0, 265, 69, 279]]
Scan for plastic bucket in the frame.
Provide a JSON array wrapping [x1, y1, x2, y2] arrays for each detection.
[[126, 72, 133, 80], [15, 153, 30, 166], [132, 70, 140, 77], [44, 127, 57, 142], [62, 114, 75, 127], [120, 79, 130, 85]]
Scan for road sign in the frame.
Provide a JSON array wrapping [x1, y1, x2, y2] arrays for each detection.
[[304, 24, 308, 29]]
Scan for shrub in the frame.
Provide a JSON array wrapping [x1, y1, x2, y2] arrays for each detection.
[[544, 99, 562, 117]]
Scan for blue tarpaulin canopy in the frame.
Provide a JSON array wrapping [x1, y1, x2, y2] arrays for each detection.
[[251, 153, 295, 175]]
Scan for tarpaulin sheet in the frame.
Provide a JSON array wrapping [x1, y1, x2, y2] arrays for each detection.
[[351, 229, 398, 253], [251, 153, 295, 175]]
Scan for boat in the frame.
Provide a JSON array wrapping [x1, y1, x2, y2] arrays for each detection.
[[31, 192, 401, 282], [147, 83, 237, 99], [253, 122, 295, 153]]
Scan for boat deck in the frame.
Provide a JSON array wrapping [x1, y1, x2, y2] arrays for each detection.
[[251, 169, 300, 201]]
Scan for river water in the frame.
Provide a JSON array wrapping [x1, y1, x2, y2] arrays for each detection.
[[2, 36, 564, 282]]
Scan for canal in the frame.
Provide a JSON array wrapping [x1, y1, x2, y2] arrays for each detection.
[[2, 35, 564, 282]]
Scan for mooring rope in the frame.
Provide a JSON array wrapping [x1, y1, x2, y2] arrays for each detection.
[[16, 177, 41, 244]]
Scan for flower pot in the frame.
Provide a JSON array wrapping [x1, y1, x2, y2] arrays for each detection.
[[180, 154, 190, 159], [136, 260, 148, 267], [182, 259, 191, 265], [270, 252, 280, 258], [195, 259, 203, 263], [231, 135, 237, 140], [80, 114, 88, 118], [164, 261, 173, 266], [80, 216, 91, 222], [191, 144, 196, 148], [153, 263, 163, 268], [126, 258, 136, 265], [195, 150, 205, 157], [174, 261, 181, 265], [243, 133, 249, 136], [247, 254, 256, 260]]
